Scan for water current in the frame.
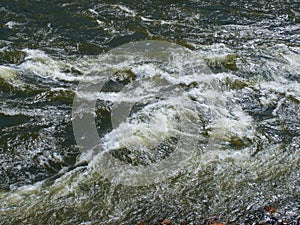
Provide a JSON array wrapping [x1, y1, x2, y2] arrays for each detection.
[[0, 1, 299, 224]]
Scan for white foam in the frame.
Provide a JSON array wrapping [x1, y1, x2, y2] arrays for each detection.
[[113, 4, 137, 17], [5, 21, 22, 29], [19, 49, 98, 82], [101, 98, 182, 152], [88, 8, 99, 15], [0, 66, 25, 89], [0, 66, 16, 80], [140, 16, 155, 22]]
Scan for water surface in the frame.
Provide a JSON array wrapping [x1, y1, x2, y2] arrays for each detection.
[[0, 0, 299, 224]]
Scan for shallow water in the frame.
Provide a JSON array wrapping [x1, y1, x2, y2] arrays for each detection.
[[0, 1, 299, 224]]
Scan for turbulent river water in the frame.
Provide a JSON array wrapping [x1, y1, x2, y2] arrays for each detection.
[[0, 1, 299, 224]]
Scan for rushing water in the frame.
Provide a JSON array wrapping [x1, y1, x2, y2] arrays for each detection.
[[0, 1, 299, 224]]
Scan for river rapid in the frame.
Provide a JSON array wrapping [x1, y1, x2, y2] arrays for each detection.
[[0, 1, 299, 224]]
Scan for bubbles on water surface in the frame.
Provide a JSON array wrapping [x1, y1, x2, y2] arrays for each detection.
[[0, 37, 299, 224], [72, 40, 216, 186]]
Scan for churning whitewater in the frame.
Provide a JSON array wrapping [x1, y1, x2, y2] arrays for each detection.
[[0, 1, 299, 224], [1, 40, 299, 224]]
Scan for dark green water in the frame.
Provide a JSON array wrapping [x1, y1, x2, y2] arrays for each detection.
[[0, 1, 299, 224]]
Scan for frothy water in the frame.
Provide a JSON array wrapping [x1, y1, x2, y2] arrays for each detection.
[[0, 1, 299, 224], [0, 40, 299, 224]]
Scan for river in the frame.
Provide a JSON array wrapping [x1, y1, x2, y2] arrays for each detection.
[[0, 1, 299, 224]]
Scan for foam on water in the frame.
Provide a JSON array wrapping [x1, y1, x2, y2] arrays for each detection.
[[0, 42, 299, 224], [113, 4, 137, 17], [0, 0, 299, 223], [0, 66, 16, 80], [19, 49, 100, 82]]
